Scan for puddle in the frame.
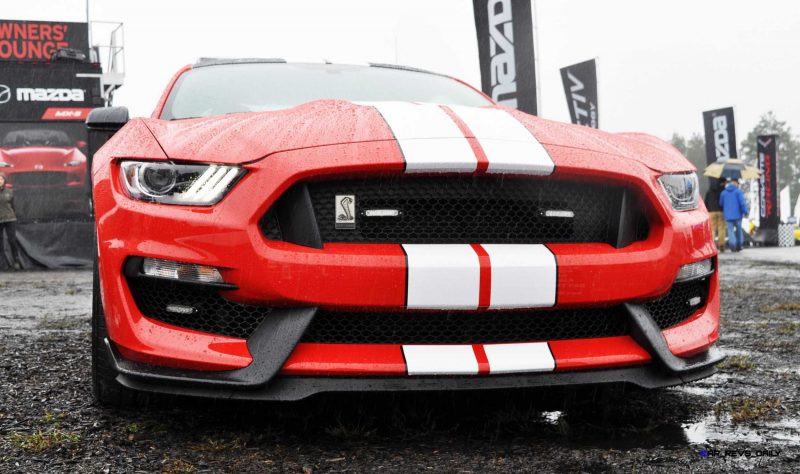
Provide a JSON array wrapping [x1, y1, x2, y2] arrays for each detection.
[[683, 415, 800, 445]]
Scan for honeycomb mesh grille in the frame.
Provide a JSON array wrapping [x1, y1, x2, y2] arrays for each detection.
[[126, 278, 271, 339], [302, 307, 630, 344], [125, 276, 708, 342], [646, 278, 709, 329], [262, 177, 640, 245], [301, 279, 710, 344]]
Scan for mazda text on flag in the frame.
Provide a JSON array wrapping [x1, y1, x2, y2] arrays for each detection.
[[88, 60, 722, 406]]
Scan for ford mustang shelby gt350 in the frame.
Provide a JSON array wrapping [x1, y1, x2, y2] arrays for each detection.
[[89, 59, 723, 405]]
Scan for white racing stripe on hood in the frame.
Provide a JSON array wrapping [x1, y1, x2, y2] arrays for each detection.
[[358, 101, 554, 175], [357, 101, 477, 173], [448, 105, 554, 175]]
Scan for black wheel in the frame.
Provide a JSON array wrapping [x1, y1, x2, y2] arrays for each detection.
[[92, 258, 149, 408]]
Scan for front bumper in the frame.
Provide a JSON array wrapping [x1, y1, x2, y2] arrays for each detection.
[[93, 140, 721, 397], [104, 302, 724, 400]]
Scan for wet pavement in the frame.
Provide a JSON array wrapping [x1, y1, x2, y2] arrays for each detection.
[[1, 249, 800, 472]]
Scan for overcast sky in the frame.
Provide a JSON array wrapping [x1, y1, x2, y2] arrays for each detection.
[[5, 0, 800, 144]]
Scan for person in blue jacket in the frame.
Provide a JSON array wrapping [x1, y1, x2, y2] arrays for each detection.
[[719, 178, 749, 252]]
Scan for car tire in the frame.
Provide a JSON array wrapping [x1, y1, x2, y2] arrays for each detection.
[[92, 258, 149, 408]]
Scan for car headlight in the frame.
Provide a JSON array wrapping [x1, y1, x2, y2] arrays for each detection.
[[0, 162, 12, 168], [119, 161, 243, 206], [64, 160, 82, 167], [658, 172, 699, 211]]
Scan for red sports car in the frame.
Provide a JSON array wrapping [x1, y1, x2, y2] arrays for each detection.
[[0, 128, 88, 218], [89, 59, 722, 406]]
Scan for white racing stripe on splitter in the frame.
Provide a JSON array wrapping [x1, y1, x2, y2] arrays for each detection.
[[481, 244, 557, 309], [403, 345, 479, 375], [403, 244, 480, 309], [483, 342, 555, 374], [360, 101, 477, 173], [448, 106, 554, 175]]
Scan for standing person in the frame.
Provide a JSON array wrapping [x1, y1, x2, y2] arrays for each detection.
[[0, 172, 23, 270], [719, 178, 748, 252], [704, 177, 727, 251]]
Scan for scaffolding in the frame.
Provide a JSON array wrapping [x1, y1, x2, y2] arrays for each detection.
[[76, 21, 125, 106]]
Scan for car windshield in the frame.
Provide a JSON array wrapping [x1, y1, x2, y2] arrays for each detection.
[[1, 129, 72, 148], [161, 62, 492, 119]]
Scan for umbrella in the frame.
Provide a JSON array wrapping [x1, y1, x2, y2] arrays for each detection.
[[703, 159, 761, 180]]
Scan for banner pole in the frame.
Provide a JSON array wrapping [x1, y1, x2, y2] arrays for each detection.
[[533, 0, 541, 115], [86, 0, 92, 47]]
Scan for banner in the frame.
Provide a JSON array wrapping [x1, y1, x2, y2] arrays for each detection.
[[0, 62, 101, 121], [560, 59, 598, 128], [473, 0, 537, 114], [0, 62, 99, 270], [753, 135, 779, 245], [0, 20, 89, 61], [702, 107, 737, 164]]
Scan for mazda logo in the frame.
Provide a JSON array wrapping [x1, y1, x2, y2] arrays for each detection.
[[0, 85, 10, 104]]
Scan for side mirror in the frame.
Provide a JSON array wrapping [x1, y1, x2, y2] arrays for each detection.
[[85, 107, 130, 195], [86, 106, 129, 132], [76, 140, 87, 149]]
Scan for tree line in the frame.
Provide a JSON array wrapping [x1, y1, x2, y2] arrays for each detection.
[[670, 111, 800, 203]]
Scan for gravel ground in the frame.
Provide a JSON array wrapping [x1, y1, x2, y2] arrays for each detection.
[[1, 250, 800, 473]]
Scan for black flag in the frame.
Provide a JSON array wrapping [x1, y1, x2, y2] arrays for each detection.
[[560, 59, 598, 128], [702, 107, 737, 164], [473, 0, 537, 115], [753, 135, 779, 245]]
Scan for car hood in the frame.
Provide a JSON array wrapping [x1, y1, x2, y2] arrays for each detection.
[[0, 147, 82, 167], [137, 100, 690, 173]]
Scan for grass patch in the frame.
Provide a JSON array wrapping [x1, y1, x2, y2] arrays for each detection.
[[191, 437, 242, 453], [714, 397, 783, 424], [717, 355, 754, 371], [40, 411, 66, 424], [756, 339, 796, 352], [759, 303, 800, 313], [324, 418, 376, 439], [778, 321, 800, 335], [162, 458, 196, 473], [36, 318, 83, 330], [10, 429, 80, 452]]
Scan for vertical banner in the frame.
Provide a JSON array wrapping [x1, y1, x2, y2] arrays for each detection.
[[753, 135, 779, 245], [702, 107, 737, 164], [559, 59, 598, 128], [473, 0, 537, 114]]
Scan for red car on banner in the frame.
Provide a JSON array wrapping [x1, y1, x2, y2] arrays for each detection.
[[88, 59, 723, 406], [0, 126, 88, 218]]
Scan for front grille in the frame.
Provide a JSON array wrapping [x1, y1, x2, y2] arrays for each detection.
[[126, 277, 271, 339], [646, 278, 709, 329], [126, 275, 708, 343], [302, 307, 630, 344], [12, 171, 67, 187], [301, 279, 710, 345], [261, 177, 648, 245]]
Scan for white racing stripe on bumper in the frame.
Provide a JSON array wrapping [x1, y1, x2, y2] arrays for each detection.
[[482, 244, 557, 309], [483, 342, 555, 374], [448, 105, 555, 175], [403, 244, 480, 309], [402, 343, 556, 375], [403, 345, 479, 375], [360, 101, 477, 173]]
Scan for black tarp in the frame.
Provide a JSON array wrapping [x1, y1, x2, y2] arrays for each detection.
[[0, 220, 93, 270]]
